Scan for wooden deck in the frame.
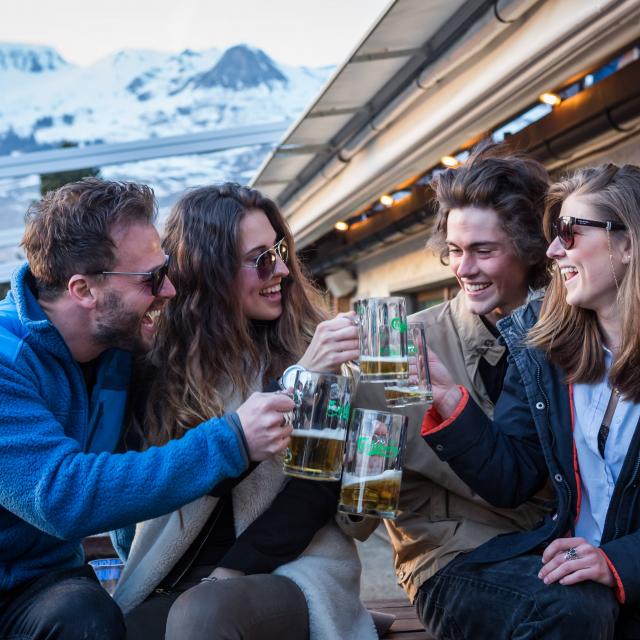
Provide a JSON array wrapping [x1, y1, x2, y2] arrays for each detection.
[[365, 598, 433, 639]]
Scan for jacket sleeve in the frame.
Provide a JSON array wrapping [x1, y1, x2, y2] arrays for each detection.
[[0, 357, 249, 540], [217, 478, 340, 573], [422, 359, 548, 508], [600, 532, 640, 605]]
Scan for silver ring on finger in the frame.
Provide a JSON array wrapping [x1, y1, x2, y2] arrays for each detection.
[[563, 547, 579, 562], [281, 411, 293, 428]]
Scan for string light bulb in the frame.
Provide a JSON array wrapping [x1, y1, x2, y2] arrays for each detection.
[[539, 92, 561, 106], [440, 156, 459, 168]]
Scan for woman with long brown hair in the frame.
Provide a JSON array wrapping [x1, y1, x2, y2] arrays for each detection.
[[114, 183, 376, 639], [418, 164, 640, 639]]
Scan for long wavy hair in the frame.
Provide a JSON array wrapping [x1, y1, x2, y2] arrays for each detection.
[[142, 183, 327, 445], [528, 164, 640, 401]]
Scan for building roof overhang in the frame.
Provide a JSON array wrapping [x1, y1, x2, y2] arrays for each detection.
[[252, 0, 640, 248]]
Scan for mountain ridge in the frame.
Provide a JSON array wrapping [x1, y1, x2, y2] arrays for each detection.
[[0, 42, 68, 73], [0, 41, 332, 224]]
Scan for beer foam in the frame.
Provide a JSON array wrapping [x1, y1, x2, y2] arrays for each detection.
[[292, 428, 347, 440], [360, 356, 407, 363], [342, 469, 402, 486]]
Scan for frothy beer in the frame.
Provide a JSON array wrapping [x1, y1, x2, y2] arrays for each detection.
[[359, 356, 409, 380], [339, 469, 403, 518], [384, 385, 433, 408], [283, 428, 347, 480]]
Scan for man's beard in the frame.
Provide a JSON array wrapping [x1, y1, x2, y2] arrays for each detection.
[[94, 290, 149, 353]]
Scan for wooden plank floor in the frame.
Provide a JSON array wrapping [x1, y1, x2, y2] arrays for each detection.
[[365, 598, 434, 639]]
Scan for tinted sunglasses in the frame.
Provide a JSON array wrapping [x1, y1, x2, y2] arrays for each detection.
[[100, 254, 170, 296], [242, 238, 289, 280], [551, 216, 626, 250]]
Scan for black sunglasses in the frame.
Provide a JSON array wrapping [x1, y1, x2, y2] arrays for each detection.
[[100, 255, 170, 296], [551, 216, 626, 250], [241, 238, 289, 280]]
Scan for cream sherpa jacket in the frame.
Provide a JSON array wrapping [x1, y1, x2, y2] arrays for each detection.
[[114, 376, 376, 640]]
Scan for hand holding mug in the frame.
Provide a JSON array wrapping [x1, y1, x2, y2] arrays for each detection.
[[428, 350, 462, 417], [236, 392, 294, 461], [298, 311, 360, 372]]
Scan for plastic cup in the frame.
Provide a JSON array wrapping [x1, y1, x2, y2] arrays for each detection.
[[88, 557, 123, 596]]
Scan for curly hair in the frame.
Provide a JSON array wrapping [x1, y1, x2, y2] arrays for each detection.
[[141, 183, 328, 445], [427, 144, 550, 290]]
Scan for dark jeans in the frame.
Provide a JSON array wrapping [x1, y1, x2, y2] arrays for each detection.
[[126, 573, 309, 640], [0, 565, 125, 640], [416, 553, 620, 640]]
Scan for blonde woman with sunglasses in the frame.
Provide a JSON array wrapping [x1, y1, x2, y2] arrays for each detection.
[[112, 183, 376, 640], [417, 164, 640, 640]]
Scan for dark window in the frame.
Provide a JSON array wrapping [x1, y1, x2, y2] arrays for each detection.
[[409, 281, 460, 313]]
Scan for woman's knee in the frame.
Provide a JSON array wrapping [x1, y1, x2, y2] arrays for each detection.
[[166, 575, 308, 640], [167, 578, 246, 635], [40, 578, 125, 640], [530, 581, 618, 638]]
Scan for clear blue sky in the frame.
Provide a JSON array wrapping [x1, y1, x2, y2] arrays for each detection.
[[1, 0, 391, 66]]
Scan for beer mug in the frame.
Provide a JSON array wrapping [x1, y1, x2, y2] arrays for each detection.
[[355, 297, 409, 382], [283, 371, 352, 480], [384, 323, 433, 407], [339, 408, 407, 519]]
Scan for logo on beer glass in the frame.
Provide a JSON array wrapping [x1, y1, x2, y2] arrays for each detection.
[[327, 399, 351, 420], [356, 436, 399, 459]]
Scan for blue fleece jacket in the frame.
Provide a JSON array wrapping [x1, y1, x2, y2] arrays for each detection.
[[0, 264, 249, 593]]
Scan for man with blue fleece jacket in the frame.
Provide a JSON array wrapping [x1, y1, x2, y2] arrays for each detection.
[[0, 179, 293, 639]]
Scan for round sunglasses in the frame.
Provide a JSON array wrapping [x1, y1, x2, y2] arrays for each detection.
[[100, 254, 171, 297], [241, 238, 289, 280], [551, 216, 626, 250]]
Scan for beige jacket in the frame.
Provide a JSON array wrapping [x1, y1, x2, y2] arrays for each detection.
[[349, 292, 553, 602]]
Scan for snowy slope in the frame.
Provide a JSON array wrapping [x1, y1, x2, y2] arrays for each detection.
[[0, 42, 332, 229], [0, 43, 329, 144]]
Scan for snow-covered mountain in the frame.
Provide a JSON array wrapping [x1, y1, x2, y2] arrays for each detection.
[[0, 43, 68, 73], [0, 42, 332, 229]]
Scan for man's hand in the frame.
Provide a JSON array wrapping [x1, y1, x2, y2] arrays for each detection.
[[236, 392, 294, 461], [298, 312, 359, 372], [428, 349, 462, 417], [538, 537, 615, 588]]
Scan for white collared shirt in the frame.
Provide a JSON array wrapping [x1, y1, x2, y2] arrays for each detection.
[[572, 350, 640, 546]]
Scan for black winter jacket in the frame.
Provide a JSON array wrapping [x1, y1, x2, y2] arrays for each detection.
[[424, 300, 640, 607]]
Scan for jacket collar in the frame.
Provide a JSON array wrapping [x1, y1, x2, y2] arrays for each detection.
[[449, 292, 506, 367], [496, 292, 544, 355], [9, 262, 74, 360]]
